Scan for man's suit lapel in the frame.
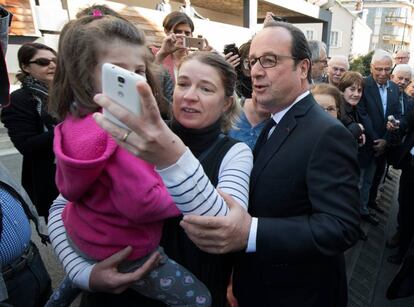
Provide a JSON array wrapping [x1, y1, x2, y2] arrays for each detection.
[[250, 95, 313, 192], [367, 76, 384, 117]]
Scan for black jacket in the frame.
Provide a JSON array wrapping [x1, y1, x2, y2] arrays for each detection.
[[1, 87, 58, 217], [357, 76, 401, 166], [233, 94, 360, 307]]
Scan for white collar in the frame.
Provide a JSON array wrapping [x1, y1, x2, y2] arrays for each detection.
[[271, 90, 310, 124]]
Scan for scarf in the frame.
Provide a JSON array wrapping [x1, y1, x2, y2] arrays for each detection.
[[21, 75, 57, 129], [170, 118, 222, 158]]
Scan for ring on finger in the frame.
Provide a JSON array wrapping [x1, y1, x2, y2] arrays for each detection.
[[121, 130, 131, 142]]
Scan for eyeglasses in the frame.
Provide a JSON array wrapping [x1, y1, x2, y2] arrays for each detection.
[[28, 58, 56, 66], [246, 54, 296, 70]]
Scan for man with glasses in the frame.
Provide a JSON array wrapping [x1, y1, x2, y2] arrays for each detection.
[[357, 50, 401, 225], [181, 21, 360, 307], [327, 55, 349, 87], [394, 50, 410, 65], [308, 40, 328, 83]]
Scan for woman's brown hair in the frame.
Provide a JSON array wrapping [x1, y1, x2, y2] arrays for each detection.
[[16, 42, 57, 83], [311, 83, 343, 118], [162, 11, 194, 33], [338, 71, 365, 93], [50, 15, 166, 120]]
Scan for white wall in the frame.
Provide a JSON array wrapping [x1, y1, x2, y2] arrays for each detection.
[[351, 18, 372, 57], [296, 3, 372, 58], [329, 4, 353, 57]]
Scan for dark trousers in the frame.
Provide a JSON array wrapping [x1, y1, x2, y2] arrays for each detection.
[[398, 165, 414, 256], [368, 155, 387, 206], [2, 243, 52, 307]]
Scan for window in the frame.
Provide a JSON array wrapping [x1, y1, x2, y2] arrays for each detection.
[[376, 7, 383, 18], [330, 30, 342, 48], [305, 29, 314, 40]]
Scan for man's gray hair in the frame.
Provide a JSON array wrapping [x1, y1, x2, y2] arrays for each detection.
[[392, 64, 412, 77], [328, 55, 349, 70], [308, 40, 325, 63], [371, 49, 393, 64]]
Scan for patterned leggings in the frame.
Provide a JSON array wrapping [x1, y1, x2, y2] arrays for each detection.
[[45, 247, 211, 307]]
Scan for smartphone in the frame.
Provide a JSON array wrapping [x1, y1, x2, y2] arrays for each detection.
[[272, 15, 287, 22], [223, 43, 239, 56], [387, 115, 400, 126], [183, 36, 205, 49], [102, 63, 145, 130]]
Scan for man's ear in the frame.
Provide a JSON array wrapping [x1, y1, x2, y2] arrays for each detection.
[[299, 59, 311, 80]]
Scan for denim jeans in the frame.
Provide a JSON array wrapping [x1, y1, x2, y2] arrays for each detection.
[[3, 243, 52, 307]]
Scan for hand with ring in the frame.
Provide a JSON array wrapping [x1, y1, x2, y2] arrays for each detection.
[[93, 81, 186, 169], [121, 130, 131, 142]]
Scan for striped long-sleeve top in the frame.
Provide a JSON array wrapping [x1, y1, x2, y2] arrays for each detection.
[[48, 143, 253, 289]]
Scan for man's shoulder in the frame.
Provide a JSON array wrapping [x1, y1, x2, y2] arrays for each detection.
[[388, 81, 400, 93]]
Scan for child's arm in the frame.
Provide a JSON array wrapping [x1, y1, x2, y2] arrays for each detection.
[[48, 195, 94, 290], [157, 142, 252, 216]]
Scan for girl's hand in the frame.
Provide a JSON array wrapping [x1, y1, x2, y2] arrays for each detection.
[[93, 81, 186, 169]]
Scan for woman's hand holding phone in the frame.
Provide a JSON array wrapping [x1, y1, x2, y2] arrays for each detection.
[[94, 79, 186, 169]]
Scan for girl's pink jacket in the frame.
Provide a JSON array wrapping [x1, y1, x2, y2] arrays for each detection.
[[54, 114, 179, 260]]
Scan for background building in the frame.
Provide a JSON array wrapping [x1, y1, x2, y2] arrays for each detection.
[[342, 0, 414, 59], [2, 0, 333, 83], [297, 0, 372, 58]]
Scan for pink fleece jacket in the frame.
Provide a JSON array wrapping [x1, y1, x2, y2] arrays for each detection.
[[54, 114, 180, 261]]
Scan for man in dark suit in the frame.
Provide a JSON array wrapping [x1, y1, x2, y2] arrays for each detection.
[[357, 50, 401, 224], [387, 104, 414, 264], [181, 21, 360, 307], [387, 64, 413, 263], [390, 64, 414, 118]]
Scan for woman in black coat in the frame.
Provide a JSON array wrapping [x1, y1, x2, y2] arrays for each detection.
[[1, 42, 58, 218], [338, 71, 366, 145]]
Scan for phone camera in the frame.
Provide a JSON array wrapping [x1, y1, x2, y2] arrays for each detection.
[[117, 76, 125, 84]]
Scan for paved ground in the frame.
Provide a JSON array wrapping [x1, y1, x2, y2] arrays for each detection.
[[1, 150, 414, 307], [346, 167, 414, 307]]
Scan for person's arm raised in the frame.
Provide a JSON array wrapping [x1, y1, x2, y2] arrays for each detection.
[[93, 81, 186, 169], [155, 34, 186, 65], [93, 82, 253, 217]]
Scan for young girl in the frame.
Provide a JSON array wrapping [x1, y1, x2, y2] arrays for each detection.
[[47, 15, 216, 307]]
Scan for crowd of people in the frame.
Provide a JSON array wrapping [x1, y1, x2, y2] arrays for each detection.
[[1, 2, 414, 307]]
